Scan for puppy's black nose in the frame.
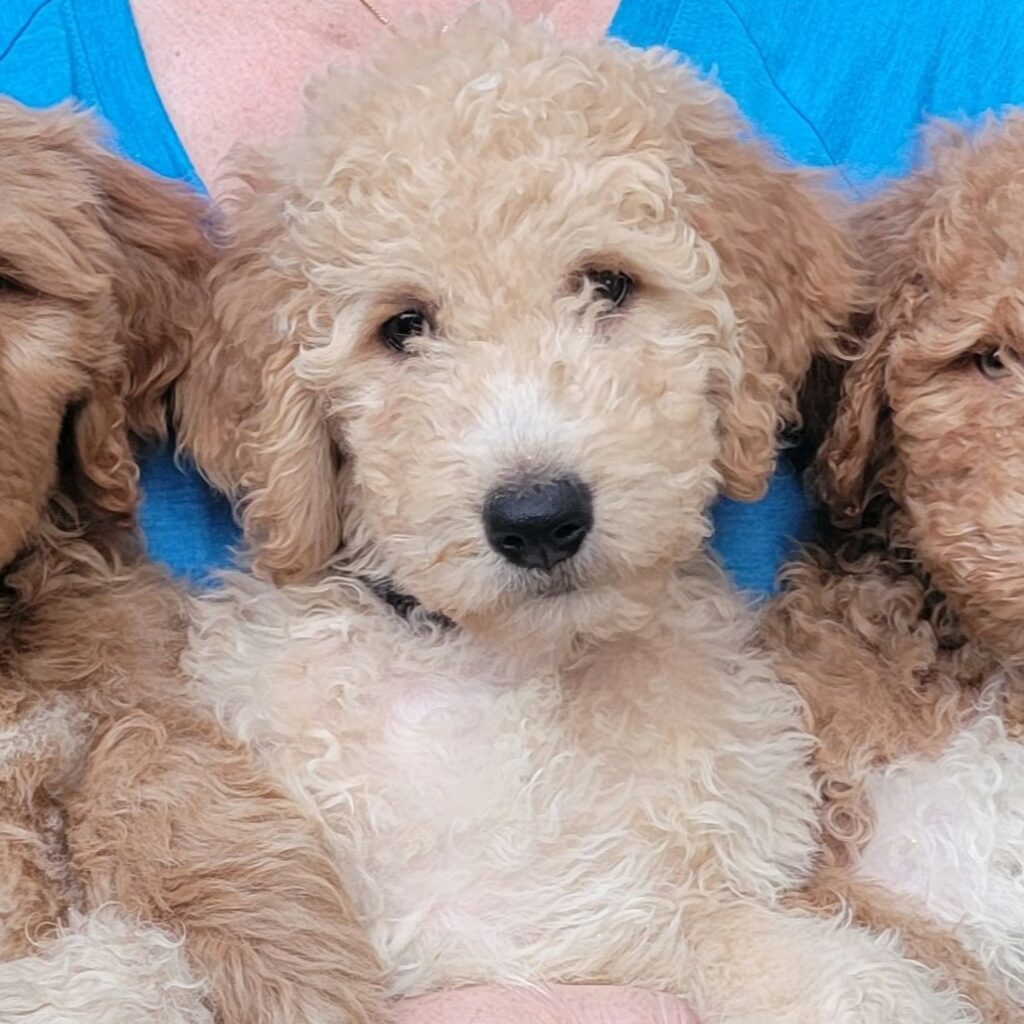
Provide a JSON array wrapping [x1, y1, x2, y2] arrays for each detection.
[[483, 476, 593, 570]]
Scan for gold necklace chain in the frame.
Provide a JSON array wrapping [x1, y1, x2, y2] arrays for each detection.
[[354, 0, 453, 35], [355, 0, 397, 32]]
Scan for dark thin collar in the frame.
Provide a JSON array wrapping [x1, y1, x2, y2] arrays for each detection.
[[363, 577, 455, 631]]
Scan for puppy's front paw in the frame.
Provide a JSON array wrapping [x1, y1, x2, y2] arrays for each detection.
[[822, 959, 980, 1024]]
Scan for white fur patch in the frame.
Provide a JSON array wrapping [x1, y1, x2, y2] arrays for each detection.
[[0, 907, 212, 1023], [856, 709, 1024, 1002], [191, 569, 819, 993], [0, 699, 93, 781], [188, 567, 979, 1022]]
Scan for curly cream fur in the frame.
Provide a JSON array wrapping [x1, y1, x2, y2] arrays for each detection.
[[181, 9, 979, 1021], [764, 113, 1024, 1017], [0, 99, 385, 1023], [0, 907, 213, 1024], [178, 7, 860, 586]]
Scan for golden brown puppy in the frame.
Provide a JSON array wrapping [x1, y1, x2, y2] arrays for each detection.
[[765, 115, 1024, 1020], [0, 99, 384, 1023]]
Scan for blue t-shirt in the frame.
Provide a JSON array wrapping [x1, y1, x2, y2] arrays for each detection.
[[4, 0, 1024, 592]]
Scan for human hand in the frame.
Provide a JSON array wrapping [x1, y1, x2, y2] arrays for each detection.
[[393, 983, 701, 1023]]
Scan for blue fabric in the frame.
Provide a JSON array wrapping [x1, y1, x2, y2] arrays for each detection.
[[610, 0, 1024, 186], [611, 0, 1024, 593], [0, 0, 236, 582], [5, 1, 1024, 592]]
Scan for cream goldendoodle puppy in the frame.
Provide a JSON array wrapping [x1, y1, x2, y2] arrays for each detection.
[[180, 9, 979, 1022]]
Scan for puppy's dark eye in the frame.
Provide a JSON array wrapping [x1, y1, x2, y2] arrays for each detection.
[[380, 309, 429, 353], [587, 269, 634, 309], [974, 347, 1013, 380]]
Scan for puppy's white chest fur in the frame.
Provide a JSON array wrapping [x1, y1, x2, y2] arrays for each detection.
[[855, 690, 1024, 1001], [189, 573, 818, 995]]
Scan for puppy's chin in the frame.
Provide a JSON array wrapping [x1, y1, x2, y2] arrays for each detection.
[[370, 530, 686, 666], [455, 572, 671, 670]]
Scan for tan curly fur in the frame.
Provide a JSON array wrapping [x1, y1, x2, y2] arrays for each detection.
[[764, 114, 1024, 1018], [178, 9, 987, 1022], [178, 6, 860, 587], [0, 99, 385, 1023]]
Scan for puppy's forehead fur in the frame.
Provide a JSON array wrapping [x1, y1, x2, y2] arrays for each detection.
[[858, 116, 1024, 374], [299, 23, 678, 183], [276, 26, 709, 281], [862, 114, 1024, 304]]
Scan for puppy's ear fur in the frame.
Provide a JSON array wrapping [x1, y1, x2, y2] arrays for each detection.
[[94, 148, 213, 440], [815, 127, 949, 521], [178, 160, 342, 582], [815, 324, 893, 521], [74, 140, 213, 523], [657, 61, 860, 500]]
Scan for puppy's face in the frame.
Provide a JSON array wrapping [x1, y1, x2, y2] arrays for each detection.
[[304, 128, 731, 638], [821, 117, 1024, 659], [183, 14, 854, 646], [890, 279, 1024, 655], [0, 100, 210, 568]]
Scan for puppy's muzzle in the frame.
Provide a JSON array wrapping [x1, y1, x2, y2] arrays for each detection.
[[483, 476, 593, 571]]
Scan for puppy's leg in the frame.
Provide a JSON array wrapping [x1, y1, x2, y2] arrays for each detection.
[[0, 906, 212, 1024], [796, 870, 1021, 1023], [682, 898, 979, 1024], [67, 706, 387, 1024]]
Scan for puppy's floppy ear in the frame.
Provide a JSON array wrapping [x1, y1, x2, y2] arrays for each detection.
[[815, 323, 893, 522], [816, 145, 941, 522], [69, 118, 213, 521], [91, 148, 213, 440], [654, 59, 861, 500], [177, 161, 343, 582]]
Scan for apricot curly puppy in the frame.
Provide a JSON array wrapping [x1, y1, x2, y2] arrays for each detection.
[[764, 115, 1024, 1018], [0, 100, 384, 1023], [178, 9, 983, 1022]]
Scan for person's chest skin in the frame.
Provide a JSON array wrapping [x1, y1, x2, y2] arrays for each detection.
[[129, 0, 620, 191]]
